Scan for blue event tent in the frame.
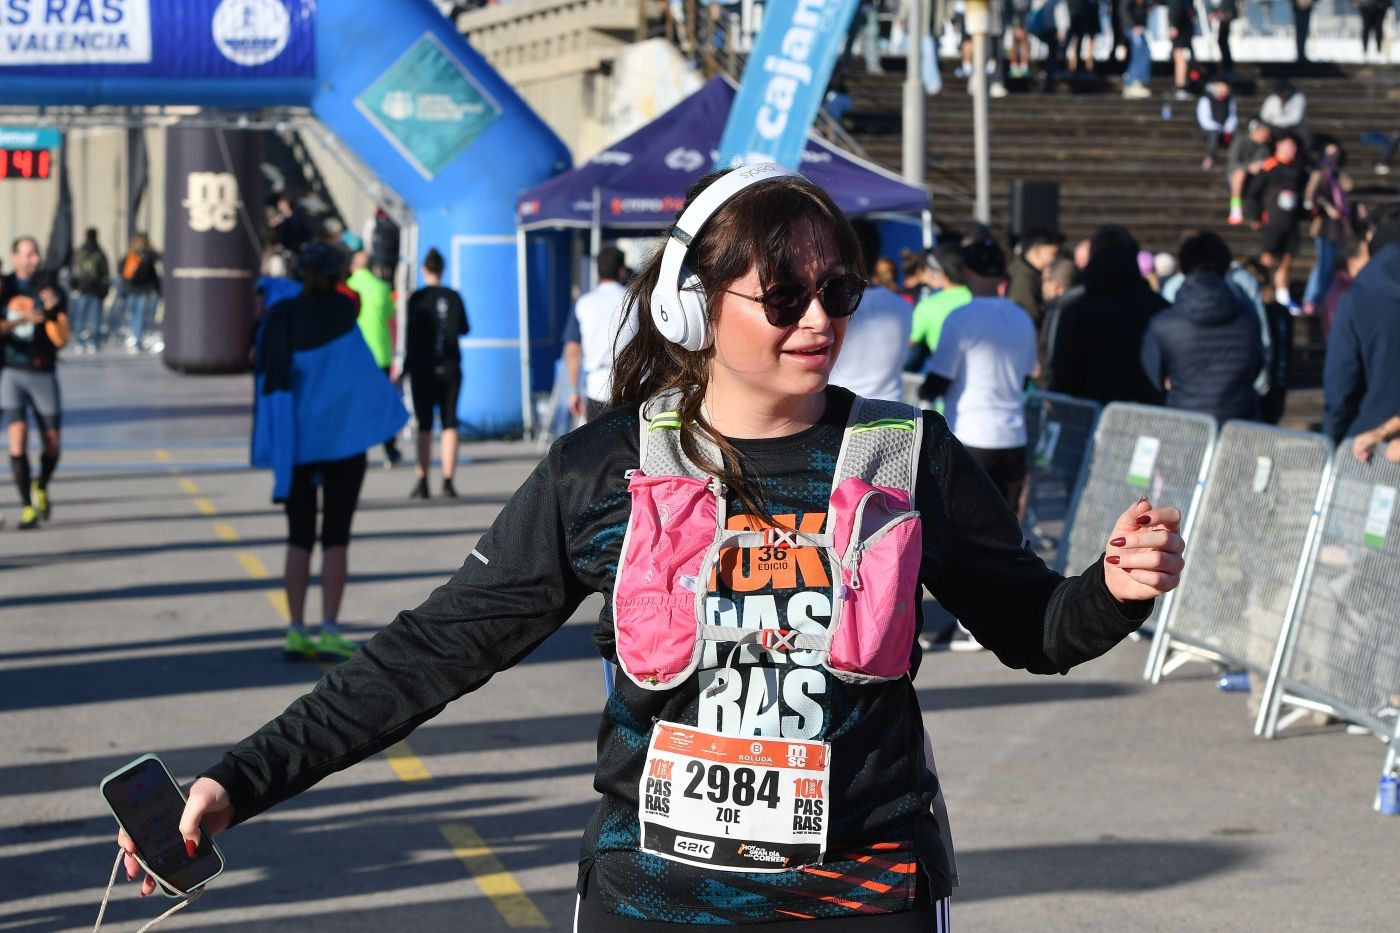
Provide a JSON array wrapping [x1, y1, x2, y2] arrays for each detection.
[[516, 76, 931, 235]]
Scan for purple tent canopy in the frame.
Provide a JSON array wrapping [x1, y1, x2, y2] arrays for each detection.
[[516, 77, 929, 230]]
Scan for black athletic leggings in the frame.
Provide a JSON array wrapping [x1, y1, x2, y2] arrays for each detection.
[[284, 453, 367, 550], [1361, 6, 1386, 53]]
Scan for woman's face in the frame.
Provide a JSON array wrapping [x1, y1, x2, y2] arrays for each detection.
[[708, 218, 850, 408]]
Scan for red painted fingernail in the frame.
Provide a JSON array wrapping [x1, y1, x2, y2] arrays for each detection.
[[1110, 537, 1126, 547], [1106, 555, 1121, 565], [186, 839, 197, 858], [1136, 515, 1152, 525]]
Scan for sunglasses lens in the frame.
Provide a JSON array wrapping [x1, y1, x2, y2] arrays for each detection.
[[762, 285, 810, 327], [759, 274, 865, 326], [821, 274, 864, 318]]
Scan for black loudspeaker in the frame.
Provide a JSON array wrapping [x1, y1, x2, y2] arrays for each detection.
[[1009, 180, 1060, 240]]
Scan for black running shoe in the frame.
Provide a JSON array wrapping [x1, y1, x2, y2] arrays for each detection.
[[409, 477, 430, 499], [441, 478, 458, 498]]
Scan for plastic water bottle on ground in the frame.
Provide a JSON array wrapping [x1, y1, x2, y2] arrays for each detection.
[[1217, 671, 1249, 692], [1378, 773, 1399, 814]]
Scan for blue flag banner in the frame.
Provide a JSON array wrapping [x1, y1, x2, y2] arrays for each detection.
[[0, 0, 315, 79], [716, 0, 860, 170]]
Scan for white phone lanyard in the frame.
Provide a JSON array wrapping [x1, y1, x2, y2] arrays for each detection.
[[92, 848, 204, 933]]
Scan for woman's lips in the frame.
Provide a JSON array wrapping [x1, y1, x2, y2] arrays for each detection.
[[781, 345, 832, 368]]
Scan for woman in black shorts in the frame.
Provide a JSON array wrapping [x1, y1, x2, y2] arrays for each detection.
[[404, 247, 469, 499], [251, 243, 409, 662]]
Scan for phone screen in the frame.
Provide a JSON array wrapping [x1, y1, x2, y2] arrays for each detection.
[[101, 758, 223, 895]]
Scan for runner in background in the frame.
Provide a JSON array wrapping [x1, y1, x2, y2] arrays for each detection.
[[345, 250, 403, 467], [0, 236, 69, 530], [404, 248, 469, 499]]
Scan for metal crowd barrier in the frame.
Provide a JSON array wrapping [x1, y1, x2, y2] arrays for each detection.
[[1258, 444, 1400, 793], [1055, 404, 1217, 635], [1023, 391, 1101, 568], [1145, 424, 1334, 684]]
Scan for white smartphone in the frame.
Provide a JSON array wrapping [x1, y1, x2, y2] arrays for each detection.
[[99, 754, 225, 897]]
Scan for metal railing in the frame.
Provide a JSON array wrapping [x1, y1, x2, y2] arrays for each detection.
[[1145, 423, 1334, 685], [1023, 390, 1101, 569]]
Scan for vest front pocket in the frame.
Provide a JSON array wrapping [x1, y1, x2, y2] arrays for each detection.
[[827, 478, 922, 682], [614, 472, 716, 688]]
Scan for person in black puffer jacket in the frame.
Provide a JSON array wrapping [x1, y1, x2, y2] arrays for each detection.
[[1141, 231, 1263, 424], [1047, 225, 1167, 406]]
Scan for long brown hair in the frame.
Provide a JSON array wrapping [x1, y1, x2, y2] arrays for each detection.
[[610, 169, 862, 518]]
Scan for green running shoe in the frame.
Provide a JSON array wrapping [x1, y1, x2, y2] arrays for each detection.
[[316, 630, 358, 661], [283, 627, 318, 662], [32, 485, 49, 520], [18, 506, 39, 530]]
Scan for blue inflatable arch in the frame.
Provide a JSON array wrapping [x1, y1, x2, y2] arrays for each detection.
[[0, 0, 569, 436]]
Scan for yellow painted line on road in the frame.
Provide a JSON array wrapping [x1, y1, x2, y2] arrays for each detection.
[[384, 741, 434, 783], [236, 552, 272, 579], [264, 591, 291, 623], [153, 453, 545, 926], [439, 823, 549, 928]]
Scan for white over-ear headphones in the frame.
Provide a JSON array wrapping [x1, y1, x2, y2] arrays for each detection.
[[649, 162, 800, 351]]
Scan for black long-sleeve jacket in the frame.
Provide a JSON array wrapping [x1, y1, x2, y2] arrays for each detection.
[[204, 388, 1151, 922]]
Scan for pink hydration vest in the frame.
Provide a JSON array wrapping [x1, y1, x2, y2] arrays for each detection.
[[612, 393, 925, 691]]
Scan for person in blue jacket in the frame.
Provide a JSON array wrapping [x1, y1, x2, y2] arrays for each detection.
[[1323, 205, 1400, 444], [1141, 230, 1263, 425], [251, 242, 409, 661]]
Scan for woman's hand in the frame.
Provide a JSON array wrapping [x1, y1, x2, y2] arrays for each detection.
[[1103, 497, 1185, 604], [117, 777, 234, 897]]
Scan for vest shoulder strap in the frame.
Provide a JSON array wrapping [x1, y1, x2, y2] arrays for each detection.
[[638, 390, 713, 480], [831, 397, 924, 501]]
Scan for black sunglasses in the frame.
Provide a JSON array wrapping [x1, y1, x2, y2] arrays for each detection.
[[721, 272, 867, 327]]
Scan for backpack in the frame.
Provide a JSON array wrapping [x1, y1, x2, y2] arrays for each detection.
[[74, 248, 107, 296]]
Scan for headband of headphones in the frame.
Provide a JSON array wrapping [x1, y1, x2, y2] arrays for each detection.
[[650, 162, 800, 350]]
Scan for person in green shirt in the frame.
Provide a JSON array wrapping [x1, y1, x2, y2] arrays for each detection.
[[906, 242, 972, 372], [346, 251, 403, 466]]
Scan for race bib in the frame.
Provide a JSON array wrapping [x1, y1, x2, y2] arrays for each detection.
[[1277, 190, 1298, 213], [639, 721, 830, 872]]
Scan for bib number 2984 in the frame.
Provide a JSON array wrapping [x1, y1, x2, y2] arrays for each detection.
[[639, 722, 830, 872]]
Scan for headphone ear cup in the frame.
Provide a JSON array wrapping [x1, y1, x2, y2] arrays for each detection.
[[674, 270, 711, 351], [650, 277, 689, 347]]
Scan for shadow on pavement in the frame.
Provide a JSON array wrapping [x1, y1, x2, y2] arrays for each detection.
[[0, 569, 455, 612], [953, 839, 1254, 902], [0, 525, 489, 572], [917, 680, 1138, 712], [6, 793, 596, 927], [0, 624, 601, 712], [0, 707, 605, 799]]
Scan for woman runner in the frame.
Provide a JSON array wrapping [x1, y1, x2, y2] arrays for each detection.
[[118, 167, 1185, 928]]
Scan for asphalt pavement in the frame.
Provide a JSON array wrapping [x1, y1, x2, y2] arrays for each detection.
[[1, 353, 1391, 932]]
